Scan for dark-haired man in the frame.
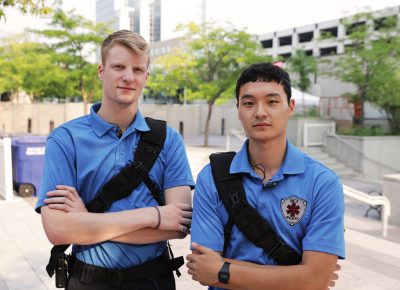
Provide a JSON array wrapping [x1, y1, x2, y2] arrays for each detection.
[[187, 62, 344, 290]]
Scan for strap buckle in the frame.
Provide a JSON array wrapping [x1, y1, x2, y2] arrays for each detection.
[[133, 161, 147, 177], [79, 263, 96, 284], [228, 190, 244, 210], [108, 270, 123, 287], [266, 238, 283, 256], [266, 239, 301, 265]]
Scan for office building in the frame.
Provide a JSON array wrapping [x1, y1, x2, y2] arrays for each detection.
[[258, 6, 400, 99], [96, 0, 161, 42]]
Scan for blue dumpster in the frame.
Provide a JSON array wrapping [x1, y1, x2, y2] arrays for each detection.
[[12, 136, 47, 197]]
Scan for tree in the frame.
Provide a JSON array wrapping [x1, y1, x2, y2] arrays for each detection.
[[148, 22, 266, 146], [33, 8, 109, 112], [366, 50, 400, 133], [0, 0, 50, 20], [286, 50, 317, 115], [332, 13, 400, 131], [0, 36, 70, 102]]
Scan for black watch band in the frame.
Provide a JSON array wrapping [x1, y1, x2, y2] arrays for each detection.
[[218, 262, 231, 284]]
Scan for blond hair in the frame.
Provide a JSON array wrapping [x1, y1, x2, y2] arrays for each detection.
[[101, 30, 150, 65]]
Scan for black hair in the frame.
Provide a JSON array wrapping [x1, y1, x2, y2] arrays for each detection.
[[235, 62, 292, 103]]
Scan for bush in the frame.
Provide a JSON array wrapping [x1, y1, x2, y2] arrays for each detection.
[[337, 125, 386, 136]]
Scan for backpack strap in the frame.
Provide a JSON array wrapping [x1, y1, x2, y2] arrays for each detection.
[[209, 152, 301, 266], [132, 117, 166, 206], [46, 118, 167, 278]]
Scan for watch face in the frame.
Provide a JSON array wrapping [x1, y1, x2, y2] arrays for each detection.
[[218, 262, 230, 284]]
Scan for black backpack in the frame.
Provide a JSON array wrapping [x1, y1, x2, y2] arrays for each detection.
[[210, 152, 301, 265]]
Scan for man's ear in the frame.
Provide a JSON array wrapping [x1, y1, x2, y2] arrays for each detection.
[[98, 64, 104, 80], [289, 99, 295, 116]]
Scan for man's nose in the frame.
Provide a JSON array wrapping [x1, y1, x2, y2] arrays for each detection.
[[255, 104, 268, 118], [123, 70, 134, 82]]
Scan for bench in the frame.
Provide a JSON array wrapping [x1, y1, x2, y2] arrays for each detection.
[[343, 185, 391, 237]]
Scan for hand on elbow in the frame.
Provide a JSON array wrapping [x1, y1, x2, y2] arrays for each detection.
[[154, 203, 192, 232]]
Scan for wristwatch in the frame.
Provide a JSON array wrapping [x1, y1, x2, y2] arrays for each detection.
[[218, 262, 231, 284]]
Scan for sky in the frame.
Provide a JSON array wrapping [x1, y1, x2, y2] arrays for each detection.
[[1, 0, 400, 38]]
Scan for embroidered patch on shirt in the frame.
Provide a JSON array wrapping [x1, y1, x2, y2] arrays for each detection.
[[280, 197, 307, 226]]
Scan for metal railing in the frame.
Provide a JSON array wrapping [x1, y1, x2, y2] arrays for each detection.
[[344, 185, 391, 237], [0, 137, 13, 201], [303, 122, 336, 147]]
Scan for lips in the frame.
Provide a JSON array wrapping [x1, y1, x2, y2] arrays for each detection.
[[117, 86, 135, 91], [252, 122, 272, 127]]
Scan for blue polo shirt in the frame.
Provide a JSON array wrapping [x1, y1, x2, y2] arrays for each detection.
[[191, 140, 345, 282], [36, 103, 194, 269]]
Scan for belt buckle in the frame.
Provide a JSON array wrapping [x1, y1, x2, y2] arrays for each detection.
[[108, 270, 123, 287]]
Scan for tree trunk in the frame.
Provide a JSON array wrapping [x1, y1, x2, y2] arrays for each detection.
[[359, 89, 366, 126], [386, 107, 400, 134], [204, 100, 214, 147], [358, 69, 370, 127]]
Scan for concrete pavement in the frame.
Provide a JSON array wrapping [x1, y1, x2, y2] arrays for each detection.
[[0, 134, 400, 289]]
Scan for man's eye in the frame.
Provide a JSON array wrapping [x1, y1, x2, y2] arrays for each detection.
[[243, 102, 253, 106]]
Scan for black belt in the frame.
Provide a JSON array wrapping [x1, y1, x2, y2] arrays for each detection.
[[69, 252, 184, 286]]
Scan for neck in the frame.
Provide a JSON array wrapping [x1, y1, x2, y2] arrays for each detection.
[[247, 137, 287, 179], [97, 100, 138, 131]]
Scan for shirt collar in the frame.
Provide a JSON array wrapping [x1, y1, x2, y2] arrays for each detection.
[[89, 103, 150, 137], [230, 139, 305, 176], [230, 140, 255, 175], [280, 141, 305, 175]]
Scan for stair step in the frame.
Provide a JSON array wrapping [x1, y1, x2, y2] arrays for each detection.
[[301, 147, 357, 179]]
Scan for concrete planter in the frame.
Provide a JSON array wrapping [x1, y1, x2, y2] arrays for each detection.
[[325, 135, 400, 181]]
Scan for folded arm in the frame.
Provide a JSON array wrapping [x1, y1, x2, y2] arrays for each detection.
[[43, 185, 192, 245], [111, 185, 192, 243], [186, 243, 339, 290]]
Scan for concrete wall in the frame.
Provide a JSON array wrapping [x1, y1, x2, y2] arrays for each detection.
[[325, 135, 400, 180], [1, 101, 338, 146], [0, 102, 243, 137], [0, 102, 85, 135], [382, 174, 400, 226]]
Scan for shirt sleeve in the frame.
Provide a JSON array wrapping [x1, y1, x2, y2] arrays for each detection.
[[35, 130, 77, 213], [161, 126, 195, 190], [302, 173, 345, 259], [191, 165, 225, 252]]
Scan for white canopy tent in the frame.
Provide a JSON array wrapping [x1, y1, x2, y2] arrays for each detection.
[[291, 87, 320, 106]]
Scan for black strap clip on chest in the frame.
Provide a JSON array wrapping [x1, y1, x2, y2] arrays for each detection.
[[210, 152, 301, 266]]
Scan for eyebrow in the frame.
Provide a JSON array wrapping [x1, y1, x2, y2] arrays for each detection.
[[240, 92, 281, 99], [110, 62, 125, 66]]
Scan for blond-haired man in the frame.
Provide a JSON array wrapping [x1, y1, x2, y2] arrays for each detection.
[[36, 30, 194, 290]]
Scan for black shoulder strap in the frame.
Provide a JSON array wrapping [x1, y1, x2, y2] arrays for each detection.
[[85, 117, 167, 212], [209, 152, 301, 266], [133, 117, 167, 206], [46, 118, 167, 278]]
